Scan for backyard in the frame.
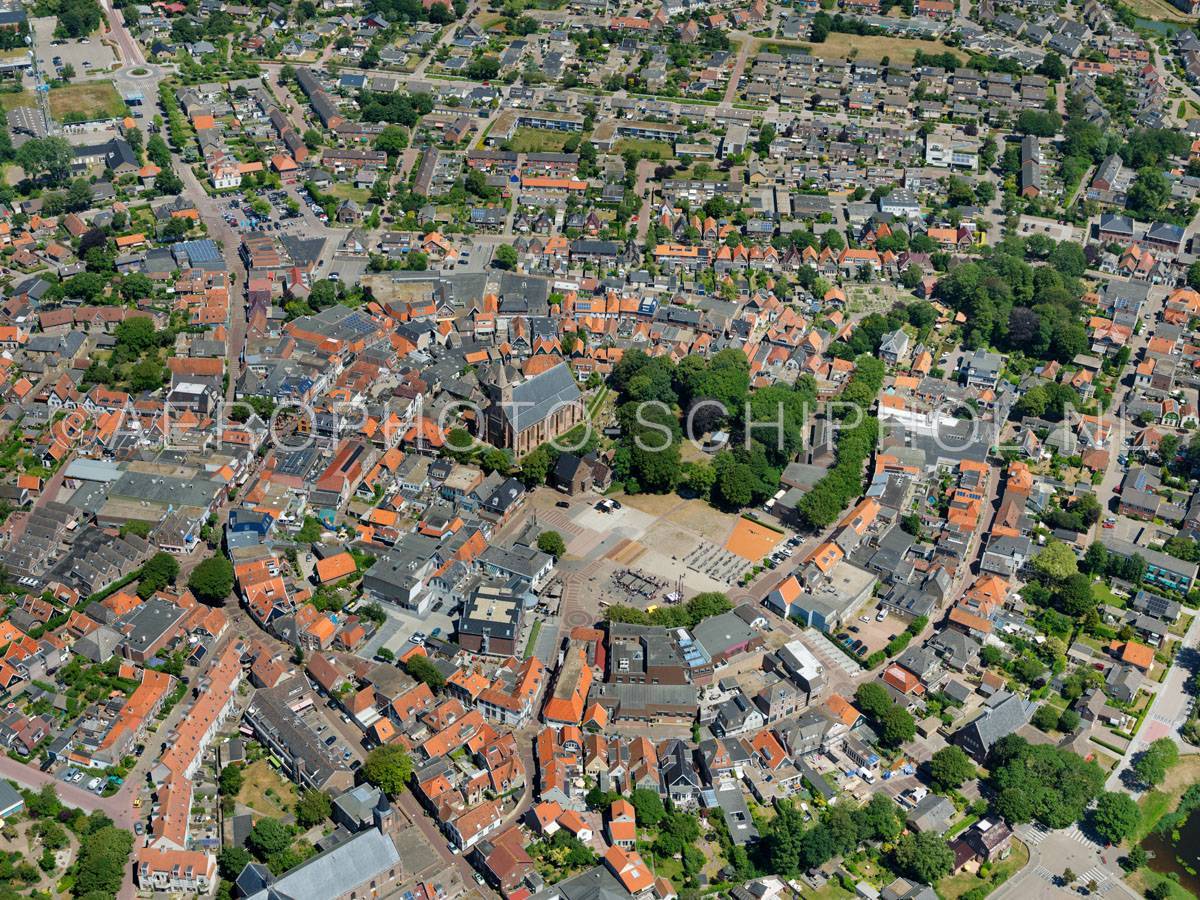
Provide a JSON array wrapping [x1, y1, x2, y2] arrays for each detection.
[[509, 127, 578, 153], [613, 138, 674, 158], [758, 34, 958, 64], [937, 839, 1029, 900], [236, 759, 298, 820]]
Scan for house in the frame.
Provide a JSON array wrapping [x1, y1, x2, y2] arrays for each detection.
[[906, 793, 956, 834], [953, 691, 1036, 761], [879, 329, 910, 366], [552, 452, 611, 495]]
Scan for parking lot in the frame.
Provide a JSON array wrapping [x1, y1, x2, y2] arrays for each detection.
[[32, 17, 118, 78], [358, 598, 457, 660], [835, 601, 906, 660], [57, 765, 120, 797]]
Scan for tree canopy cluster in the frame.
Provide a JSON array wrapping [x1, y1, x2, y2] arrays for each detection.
[[796, 356, 885, 528], [607, 348, 816, 506], [854, 682, 916, 748], [935, 242, 1088, 359], [987, 735, 1104, 828], [758, 795, 904, 877], [358, 90, 435, 127], [605, 591, 731, 629]]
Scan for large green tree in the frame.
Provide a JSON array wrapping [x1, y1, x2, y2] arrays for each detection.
[[928, 746, 975, 792], [362, 745, 414, 796], [1089, 792, 1139, 846], [188, 555, 234, 603], [893, 831, 954, 884], [1133, 738, 1179, 788]]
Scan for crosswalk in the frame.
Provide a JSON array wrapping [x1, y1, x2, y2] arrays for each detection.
[[1016, 823, 1049, 846], [1030, 864, 1113, 892], [1077, 866, 1110, 887], [1064, 823, 1102, 848], [1015, 822, 1100, 849]]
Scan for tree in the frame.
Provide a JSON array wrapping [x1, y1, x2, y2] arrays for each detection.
[[988, 736, 1104, 828], [128, 358, 165, 393], [218, 846, 252, 880], [537, 530, 566, 558], [880, 705, 916, 747], [25, 784, 61, 819], [1036, 52, 1066, 80], [1016, 109, 1062, 136], [854, 682, 892, 719], [1083, 542, 1109, 575], [295, 790, 332, 828], [138, 551, 180, 599], [493, 244, 518, 270], [404, 654, 445, 690], [1089, 791, 1139, 846], [1057, 572, 1096, 618], [857, 793, 903, 842], [893, 831, 954, 884], [1133, 738, 1179, 788], [928, 746, 975, 792], [66, 177, 92, 211], [1032, 540, 1079, 582], [15, 137, 74, 185], [1123, 845, 1148, 871], [73, 826, 133, 896], [188, 556, 234, 603], [247, 818, 291, 859], [219, 764, 244, 796], [1147, 883, 1172, 900], [1033, 704, 1061, 732], [1062, 867, 1076, 885], [363, 745, 414, 796], [375, 125, 408, 156], [1127, 168, 1170, 219], [630, 787, 665, 827]]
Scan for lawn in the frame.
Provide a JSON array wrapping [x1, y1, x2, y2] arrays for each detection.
[[1172, 612, 1194, 637], [757, 33, 959, 64], [237, 759, 298, 819], [327, 183, 370, 203], [48, 81, 127, 122], [509, 127, 577, 153], [614, 138, 674, 158], [523, 620, 542, 659], [1127, 869, 1199, 900], [1130, 0, 1195, 21], [0, 91, 35, 111], [1091, 580, 1124, 608], [1134, 755, 1200, 841], [938, 839, 1030, 900]]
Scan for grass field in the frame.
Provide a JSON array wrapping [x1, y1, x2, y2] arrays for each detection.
[[1130, 0, 1194, 22], [327, 183, 371, 203], [0, 91, 35, 111], [1128, 869, 1199, 900], [508, 127, 576, 153], [938, 839, 1029, 900], [1134, 755, 1200, 841], [47, 81, 126, 121], [613, 138, 674, 157], [237, 759, 298, 820], [758, 33, 959, 64]]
